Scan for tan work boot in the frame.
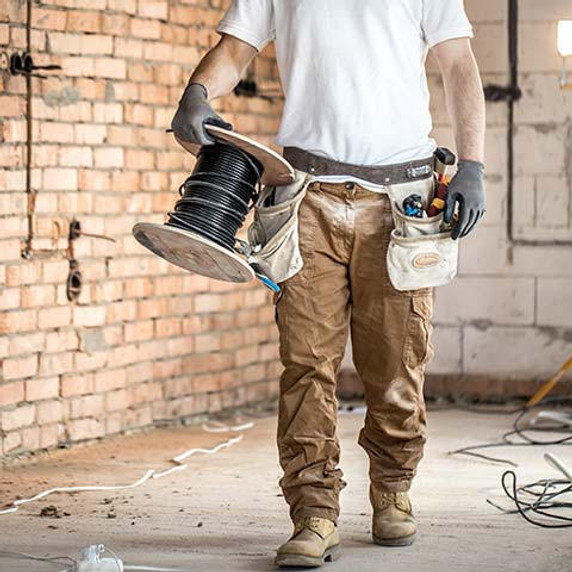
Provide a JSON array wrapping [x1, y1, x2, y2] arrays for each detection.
[[370, 485, 417, 546], [275, 516, 340, 568]]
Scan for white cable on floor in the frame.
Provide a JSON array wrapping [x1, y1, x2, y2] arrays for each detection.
[[125, 566, 194, 571], [0, 420, 250, 516], [0, 471, 155, 516], [202, 420, 254, 433], [172, 435, 243, 463]]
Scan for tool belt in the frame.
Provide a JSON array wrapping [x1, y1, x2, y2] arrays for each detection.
[[247, 149, 458, 291], [283, 147, 433, 186]]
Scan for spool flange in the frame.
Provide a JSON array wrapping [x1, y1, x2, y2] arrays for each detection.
[[133, 223, 255, 282], [175, 124, 295, 186]]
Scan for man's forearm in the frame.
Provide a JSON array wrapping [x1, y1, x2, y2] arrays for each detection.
[[441, 50, 486, 163], [188, 35, 258, 100], [433, 37, 486, 164]]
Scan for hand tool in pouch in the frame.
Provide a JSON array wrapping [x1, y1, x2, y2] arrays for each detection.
[[132, 125, 295, 290], [427, 147, 456, 217]]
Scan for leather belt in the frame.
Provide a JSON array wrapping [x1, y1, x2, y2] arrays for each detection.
[[283, 146, 434, 186]]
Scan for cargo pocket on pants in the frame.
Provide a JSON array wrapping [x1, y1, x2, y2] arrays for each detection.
[[403, 296, 433, 368]]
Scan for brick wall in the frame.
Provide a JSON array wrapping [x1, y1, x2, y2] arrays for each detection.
[[341, 0, 572, 398], [0, 0, 283, 456]]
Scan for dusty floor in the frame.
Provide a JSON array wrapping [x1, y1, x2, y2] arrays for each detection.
[[0, 408, 570, 572]]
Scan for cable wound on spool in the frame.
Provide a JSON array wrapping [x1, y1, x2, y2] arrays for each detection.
[[166, 141, 264, 252]]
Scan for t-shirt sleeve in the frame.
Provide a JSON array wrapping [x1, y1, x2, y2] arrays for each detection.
[[422, 0, 474, 48], [216, 0, 275, 52]]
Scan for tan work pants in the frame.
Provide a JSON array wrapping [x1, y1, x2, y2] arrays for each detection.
[[275, 181, 434, 525]]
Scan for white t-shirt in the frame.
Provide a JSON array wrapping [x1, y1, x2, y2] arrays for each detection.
[[217, 0, 473, 168]]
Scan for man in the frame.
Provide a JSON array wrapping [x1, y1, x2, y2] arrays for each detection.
[[172, 0, 485, 567]]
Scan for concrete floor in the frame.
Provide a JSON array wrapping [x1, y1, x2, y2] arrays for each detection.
[[0, 408, 570, 572]]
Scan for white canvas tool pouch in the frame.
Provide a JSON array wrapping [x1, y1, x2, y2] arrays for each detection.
[[247, 170, 311, 284], [386, 177, 459, 291]]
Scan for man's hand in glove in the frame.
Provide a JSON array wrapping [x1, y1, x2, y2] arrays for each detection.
[[444, 160, 486, 240], [171, 83, 233, 146]]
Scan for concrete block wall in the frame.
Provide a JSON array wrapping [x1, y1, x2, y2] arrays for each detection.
[[425, 0, 572, 393], [342, 0, 572, 398], [0, 0, 284, 456]]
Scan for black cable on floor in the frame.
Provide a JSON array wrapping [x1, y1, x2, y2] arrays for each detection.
[[447, 396, 572, 466], [487, 471, 572, 528]]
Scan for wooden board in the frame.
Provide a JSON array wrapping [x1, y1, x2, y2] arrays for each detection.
[[175, 124, 295, 187], [133, 222, 255, 283]]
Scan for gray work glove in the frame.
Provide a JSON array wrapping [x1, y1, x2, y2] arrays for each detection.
[[444, 160, 486, 240], [170, 83, 232, 146]]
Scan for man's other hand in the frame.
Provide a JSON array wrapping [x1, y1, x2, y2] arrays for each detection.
[[444, 160, 486, 240], [171, 83, 233, 146]]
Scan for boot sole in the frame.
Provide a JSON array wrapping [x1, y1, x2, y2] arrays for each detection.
[[372, 532, 416, 547], [275, 544, 340, 568]]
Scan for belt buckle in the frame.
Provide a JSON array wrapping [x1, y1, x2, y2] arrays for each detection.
[[406, 165, 432, 179]]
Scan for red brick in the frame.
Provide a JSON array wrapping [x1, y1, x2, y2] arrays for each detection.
[[102, 12, 130, 36], [138, 1, 168, 19], [42, 259, 70, 283], [74, 124, 107, 145], [114, 37, 144, 58], [61, 56, 95, 77], [130, 17, 161, 39], [93, 147, 124, 169], [93, 102, 123, 124], [0, 287, 21, 310], [95, 57, 127, 79], [21, 426, 41, 451], [1, 404, 36, 431], [0, 381, 25, 406], [71, 394, 104, 419], [25, 376, 59, 401], [68, 418, 105, 441], [67, 11, 101, 33], [43, 168, 78, 190], [39, 352, 73, 377], [80, 34, 113, 55], [40, 424, 61, 448], [105, 388, 131, 412], [21, 284, 56, 308], [9, 332, 45, 355], [38, 306, 72, 329], [59, 146, 93, 167], [46, 329, 79, 352], [73, 305, 107, 327], [32, 8, 67, 31], [107, 0, 137, 15], [61, 373, 93, 397], [0, 309, 37, 334], [40, 122, 75, 143], [94, 368, 126, 392], [125, 320, 154, 342]]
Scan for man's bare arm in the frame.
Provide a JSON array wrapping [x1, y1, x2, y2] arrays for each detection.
[[432, 38, 485, 163], [189, 34, 259, 100], [171, 34, 258, 145]]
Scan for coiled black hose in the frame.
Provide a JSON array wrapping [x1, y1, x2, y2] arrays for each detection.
[[166, 141, 263, 251]]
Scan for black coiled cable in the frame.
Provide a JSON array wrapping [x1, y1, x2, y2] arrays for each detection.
[[166, 141, 263, 251]]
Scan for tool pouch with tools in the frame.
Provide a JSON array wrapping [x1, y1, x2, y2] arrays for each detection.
[[386, 177, 459, 291], [247, 170, 311, 284]]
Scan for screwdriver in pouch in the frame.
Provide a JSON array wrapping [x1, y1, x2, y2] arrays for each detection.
[[427, 147, 456, 217]]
